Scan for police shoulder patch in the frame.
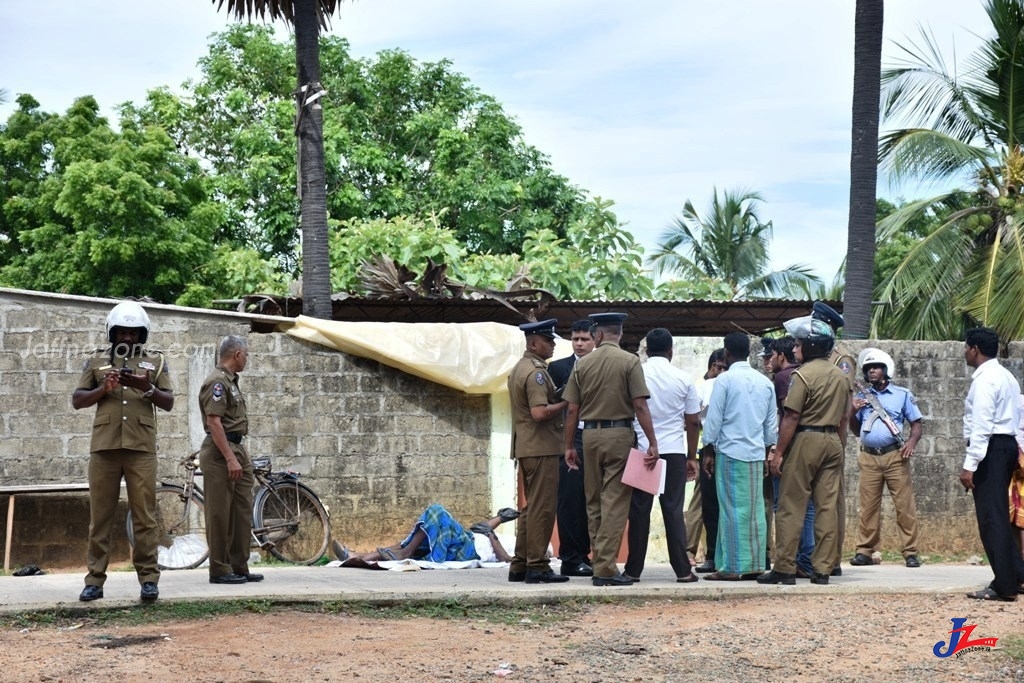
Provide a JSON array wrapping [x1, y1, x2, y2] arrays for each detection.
[[534, 372, 546, 386], [838, 361, 852, 374], [212, 382, 225, 401]]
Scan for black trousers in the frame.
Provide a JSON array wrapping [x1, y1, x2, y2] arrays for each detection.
[[557, 429, 591, 565], [972, 434, 1024, 597], [699, 462, 719, 563], [624, 452, 692, 579]]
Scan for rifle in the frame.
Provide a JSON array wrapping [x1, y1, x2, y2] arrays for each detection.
[[853, 379, 906, 447]]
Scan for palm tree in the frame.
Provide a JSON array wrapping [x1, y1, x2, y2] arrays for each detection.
[[647, 188, 822, 299], [214, 1, 340, 319], [843, 0, 884, 339], [874, 0, 1024, 340]]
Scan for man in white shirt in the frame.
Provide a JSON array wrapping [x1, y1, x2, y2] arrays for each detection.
[[961, 327, 1024, 601], [624, 328, 701, 582]]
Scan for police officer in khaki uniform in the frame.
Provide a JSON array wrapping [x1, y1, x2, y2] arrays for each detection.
[[812, 301, 854, 576], [199, 335, 262, 585], [563, 312, 658, 586], [759, 316, 849, 586], [73, 301, 173, 602], [507, 319, 570, 584]]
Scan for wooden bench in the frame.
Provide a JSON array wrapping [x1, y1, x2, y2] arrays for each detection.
[[0, 483, 124, 572]]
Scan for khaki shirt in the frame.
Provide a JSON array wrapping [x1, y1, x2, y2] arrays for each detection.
[[508, 352, 562, 458], [199, 366, 248, 435], [562, 340, 649, 421], [829, 347, 856, 392], [77, 350, 172, 454], [785, 358, 849, 427]]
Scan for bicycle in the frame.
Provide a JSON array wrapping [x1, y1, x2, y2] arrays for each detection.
[[126, 452, 331, 570]]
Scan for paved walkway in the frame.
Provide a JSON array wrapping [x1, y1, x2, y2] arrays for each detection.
[[0, 562, 1002, 613]]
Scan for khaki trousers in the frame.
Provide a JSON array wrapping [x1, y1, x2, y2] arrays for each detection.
[[855, 450, 919, 557], [774, 432, 842, 575], [582, 427, 635, 578], [511, 454, 560, 573], [199, 440, 254, 578], [685, 474, 703, 558], [86, 449, 159, 586]]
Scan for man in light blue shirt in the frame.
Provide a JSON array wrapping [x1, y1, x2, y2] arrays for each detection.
[[701, 332, 777, 579]]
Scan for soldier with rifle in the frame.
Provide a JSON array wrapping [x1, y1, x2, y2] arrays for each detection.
[[848, 348, 924, 568]]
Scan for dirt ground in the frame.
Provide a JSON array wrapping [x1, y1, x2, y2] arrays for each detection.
[[2, 593, 1022, 683]]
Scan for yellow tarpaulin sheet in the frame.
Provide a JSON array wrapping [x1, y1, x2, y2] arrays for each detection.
[[285, 315, 570, 395]]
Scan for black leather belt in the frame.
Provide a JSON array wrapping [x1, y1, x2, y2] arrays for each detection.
[[582, 419, 632, 429], [796, 425, 837, 433], [205, 431, 245, 444], [862, 443, 899, 456]]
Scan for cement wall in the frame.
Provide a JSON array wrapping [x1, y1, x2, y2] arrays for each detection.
[[0, 289, 1017, 570], [0, 290, 491, 568]]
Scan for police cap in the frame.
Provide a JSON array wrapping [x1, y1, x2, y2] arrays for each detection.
[[588, 312, 628, 325], [519, 318, 558, 340], [758, 337, 774, 358], [811, 301, 845, 330]]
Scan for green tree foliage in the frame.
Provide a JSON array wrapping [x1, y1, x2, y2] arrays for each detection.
[[0, 96, 224, 302], [328, 197, 654, 301], [136, 25, 586, 265], [647, 188, 822, 299], [875, 0, 1024, 340]]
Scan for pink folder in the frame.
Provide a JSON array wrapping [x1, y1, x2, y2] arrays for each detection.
[[622, 447, 665, 495]]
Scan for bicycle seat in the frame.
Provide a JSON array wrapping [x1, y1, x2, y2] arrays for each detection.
[[252, 457, 272, 473]]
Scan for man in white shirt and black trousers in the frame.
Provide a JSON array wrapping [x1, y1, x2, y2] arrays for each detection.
[[961, 327, 1024, 601]]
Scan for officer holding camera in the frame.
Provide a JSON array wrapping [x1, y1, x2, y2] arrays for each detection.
[[72, 301, 173, 603]]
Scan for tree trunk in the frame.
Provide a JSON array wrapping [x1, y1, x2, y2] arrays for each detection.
[[294, 0, 332, 319], [843, 0, 884, 339]]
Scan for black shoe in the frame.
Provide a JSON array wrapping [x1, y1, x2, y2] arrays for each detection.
[[756, 570, 795, 585], [241, 573, 264, 582], [810, 573, 830, 585], [830, 566, 843, 577], [209, 573, 248, 584], [525, 570, 570, 584], [508, 570, 526, 582], [592, 573, 634, 586], [849, 553, 872, 566], [905, 555, 921, 568], [560, 562, 593, 577], [140, 582, 159, 601], [694, 560, 715, 573], [79, 585, 103, 602]]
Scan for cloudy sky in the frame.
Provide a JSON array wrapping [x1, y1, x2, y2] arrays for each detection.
[[0, 0, 994, 283]]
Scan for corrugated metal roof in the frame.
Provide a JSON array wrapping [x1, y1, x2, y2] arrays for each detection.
[[237, 294, 837, 351]]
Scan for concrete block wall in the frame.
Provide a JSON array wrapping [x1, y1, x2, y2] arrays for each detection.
[[0, 290, 490, 568]]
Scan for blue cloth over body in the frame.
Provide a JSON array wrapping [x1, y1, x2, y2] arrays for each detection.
[[400, 504, 479, 562]]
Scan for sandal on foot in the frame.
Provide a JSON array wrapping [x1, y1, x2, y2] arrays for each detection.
[[703, 571, 742, 581], [377, 547, 399, 561], [331, 540, 351, 561], [676, 573, 699, 583], [496, 508, 520, 522], [966, 587, 1016, 602], [469, 522, 496, 537]]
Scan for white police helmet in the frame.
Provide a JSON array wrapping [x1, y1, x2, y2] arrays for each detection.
[[783, 315, 835, 359], [858, 348, 894, 380], [105, 302, 150, 344]]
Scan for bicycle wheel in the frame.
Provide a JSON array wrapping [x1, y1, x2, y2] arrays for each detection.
[[252, 480, 330, 564], [127, 484, 208, 570]]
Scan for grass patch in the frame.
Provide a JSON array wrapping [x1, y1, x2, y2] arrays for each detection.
[[1003, 635, 1024, 661], [0, 597, 597, 631], [0, 599, 277, 631], [303, 597, 590, 626]]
